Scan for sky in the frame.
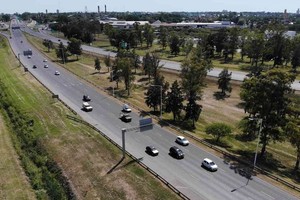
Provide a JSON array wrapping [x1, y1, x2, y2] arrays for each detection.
[[1, 0, 300, 14]]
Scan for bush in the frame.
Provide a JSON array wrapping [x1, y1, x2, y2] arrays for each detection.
[[205, 122, 232, 143]]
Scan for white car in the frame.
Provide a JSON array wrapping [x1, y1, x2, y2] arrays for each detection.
[[27, 55, 31, 58], [202, 158, 218, 171], [54, 71, 60, 75], [82, 102, 93, 111], [43, 59, 47, 62], [176, 136, 189, 146], [122, 104, 131, 112], [44, 64, 48, 68]]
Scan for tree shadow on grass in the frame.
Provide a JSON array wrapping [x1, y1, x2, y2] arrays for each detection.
[[162, 118, 196, 132], [137, 77, 149, 82], [231, 150, 284, 172], [213, 91, 230, 100], [106, 157, 143, 174], [281, 169, 300, 184], [204, 138, 231, 149]]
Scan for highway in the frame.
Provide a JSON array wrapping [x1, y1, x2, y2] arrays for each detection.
[[4, 22, 299, 200], [22, 25, 300, 91]]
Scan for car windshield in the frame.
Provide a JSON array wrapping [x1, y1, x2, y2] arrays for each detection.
[[209, 162, 216, 166]]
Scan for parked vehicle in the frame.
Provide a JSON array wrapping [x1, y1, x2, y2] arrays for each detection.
[[169, 146, 184, 159]]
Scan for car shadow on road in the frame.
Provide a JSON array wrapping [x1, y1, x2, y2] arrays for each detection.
[[223, 155, 254, 180], [106, 157, 143, 174]]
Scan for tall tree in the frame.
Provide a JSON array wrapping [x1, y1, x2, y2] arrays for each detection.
[[94, 57, 101, 73], [67, 38, 82, 60], [143, 52, 152, 82], [245, 31, 265, 76], [240, 68, 295, 157], [56, 42, 68, 63], [291, 37, 300, 73], [133, 22, 143, 47], [145, 75, 169, 113], [159, 26, 168, 49], [117, 58, 135, 96], [218, 68, 232, 96], [285, 100, 300, 171], [182, 38, 194, 57], [143, 23, 155, 48], [142, 53, 163, 82], [42, 39, 54, 52], [104, 54, 112, 73], [181, 57, 208, 128], [169, 34, 180, 56], [165, 80, 184, 121], [228, 27, 239, 59]]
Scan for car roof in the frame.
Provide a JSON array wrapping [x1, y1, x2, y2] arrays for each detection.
[[204, 158, 213, 163], [177, 136, 185, 139]]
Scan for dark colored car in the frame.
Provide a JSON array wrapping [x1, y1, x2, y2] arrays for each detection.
[[120, 113, 132, 122], [169, 146, 184, 159], [83, 95, 91, 101], [146, 146, 159, 156], [33, 65, 37, 69]]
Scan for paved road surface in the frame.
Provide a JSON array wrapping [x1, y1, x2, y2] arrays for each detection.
[[4, 23, 299, 200]]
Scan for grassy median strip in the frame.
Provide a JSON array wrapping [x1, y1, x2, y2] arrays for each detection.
[[1, 35, 180, 199]]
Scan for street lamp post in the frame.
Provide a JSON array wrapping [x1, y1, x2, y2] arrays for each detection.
[[150, 85, 162, 119]]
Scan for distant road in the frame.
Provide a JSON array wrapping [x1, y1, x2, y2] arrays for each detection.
[[22, 26, 300, 91]]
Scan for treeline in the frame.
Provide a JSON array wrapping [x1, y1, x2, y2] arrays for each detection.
[[0, 81, 75, 198]]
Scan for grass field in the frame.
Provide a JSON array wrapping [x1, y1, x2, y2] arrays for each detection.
[[0, 35, 180, 199], [25, 33, 300, 195], [0, 115, 36, 200]]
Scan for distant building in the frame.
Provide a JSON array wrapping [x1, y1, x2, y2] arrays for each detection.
[[297, 8, 300, 15], [153, 21, 235, 29], [99, 18, 149, 29], [0, 22, 9, 30]]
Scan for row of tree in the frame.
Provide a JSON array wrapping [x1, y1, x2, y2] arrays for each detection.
[[43, 39, 82, 62]]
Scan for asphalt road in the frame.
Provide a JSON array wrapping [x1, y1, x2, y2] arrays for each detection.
[[4, 23, 299, 200], [22, 25, 300, 91]]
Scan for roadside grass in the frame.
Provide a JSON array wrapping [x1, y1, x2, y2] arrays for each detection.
[[25, 34, 300, 189], [0, 114, 36, 200], [3, 36, 180, 199]]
